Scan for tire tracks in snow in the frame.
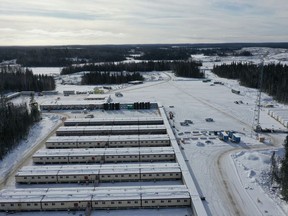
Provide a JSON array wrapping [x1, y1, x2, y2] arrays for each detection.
[[217, 135, 285, 216], [164, 76, 284, 215]]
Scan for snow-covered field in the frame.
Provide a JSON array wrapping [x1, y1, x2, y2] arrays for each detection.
[[1, 47, 288, 216]]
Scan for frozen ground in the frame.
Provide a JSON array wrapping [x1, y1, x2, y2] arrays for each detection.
[[0, 114, 61, 189], [1, 47, 288, 215]]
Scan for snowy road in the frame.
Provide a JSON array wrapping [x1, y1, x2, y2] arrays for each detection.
[[118, 71, 287, 215]]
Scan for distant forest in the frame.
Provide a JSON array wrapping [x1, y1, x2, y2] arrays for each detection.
[[0, 67, 55, 92], [0, 97, 40, 160], [61, 61, 172, 75], [212, 62, 288, 103], [81, 72, 144, 85], [62, 60, 203, 80], [3, 43, 288, 67], [172, 61, 204, 78], [0, 46, 128, 67]]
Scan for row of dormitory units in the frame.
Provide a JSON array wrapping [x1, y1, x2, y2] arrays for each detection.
[[40, 102, 103, 111], [55, 125, 167, 136], [63, 117, 164, 126], [45, 135, 171, 148], [33, 147, 175, 164], [15, 163, 181, 184], [0, 186, 191, 212], [268, 109, 288, 128]]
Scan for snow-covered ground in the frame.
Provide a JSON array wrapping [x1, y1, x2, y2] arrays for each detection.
[[1, 47, 288, 216], [30, 67, 62, 76], [0, 114, 62, 189]]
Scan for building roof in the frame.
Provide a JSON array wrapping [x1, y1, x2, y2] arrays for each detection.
[[34, 147, 174, 158], [0, 185, 189, 203]]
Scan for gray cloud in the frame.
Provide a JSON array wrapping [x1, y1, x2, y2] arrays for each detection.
[[0, 0, 287, 45]]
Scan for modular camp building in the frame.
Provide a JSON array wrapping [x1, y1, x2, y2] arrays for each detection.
[[33, 147, 175, 164], [0, 185, 190, 211], [45, 135, 171, 149], [15, 163, 181, 184], [40, 100, 105, 111], [0, 105, 208, 216], [55, 125, 167, 136], [64, 117, 164, 126]]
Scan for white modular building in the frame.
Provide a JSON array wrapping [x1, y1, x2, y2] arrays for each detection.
[[46, 135, 171, 148], [15, 163, 182, 184], [64, 117, 164, 126], [0, 185, 190, 211], [55, 125, 167, 136], [33, 147, 175, 164]]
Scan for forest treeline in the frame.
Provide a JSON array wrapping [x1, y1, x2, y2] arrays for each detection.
[[0, 44, 264, 67], [0, 67, 55, 92], [0, 97, 40, 160], [0, 46, 127, 67], [62, 60, 203, 78], [61, 61, 172, 75], [65, 60, 203, 84], [172, 61, 204, 78], [212, 62, 288, 103], [270, 136, 288, 201], [81, 72, 144, 85]]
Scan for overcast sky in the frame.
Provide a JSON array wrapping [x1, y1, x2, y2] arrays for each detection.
[[0, 0, 287, 46]]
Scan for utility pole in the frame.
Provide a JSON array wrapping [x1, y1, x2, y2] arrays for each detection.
[[251, 53, 268, 137]]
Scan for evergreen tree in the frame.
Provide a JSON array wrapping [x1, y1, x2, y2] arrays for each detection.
[[281, 135, 288, 200], [212, 62, 288, 103], [0, 94, 41, 160]]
